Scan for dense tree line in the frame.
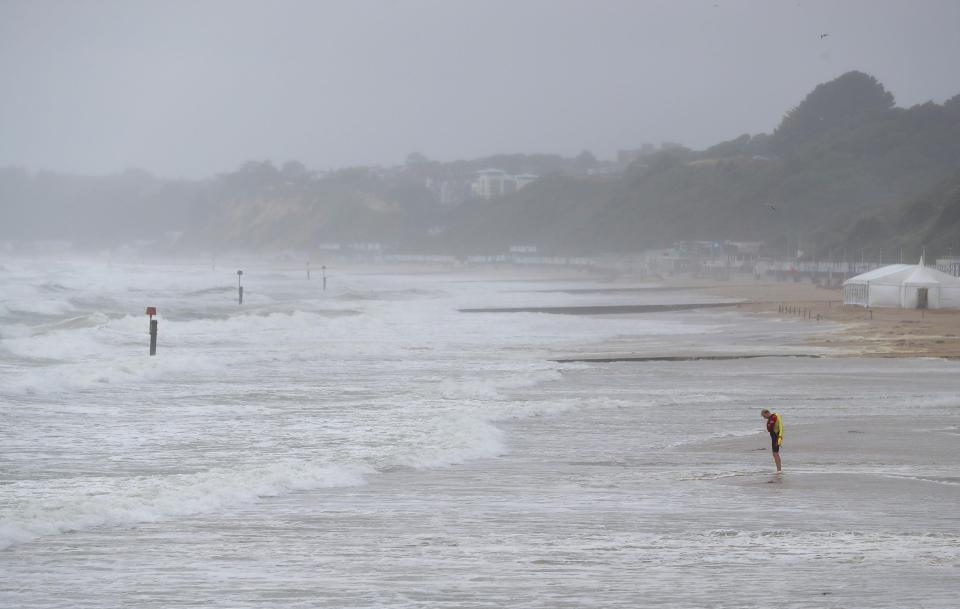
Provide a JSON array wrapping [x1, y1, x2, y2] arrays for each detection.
[[439, 71, 960, 259]]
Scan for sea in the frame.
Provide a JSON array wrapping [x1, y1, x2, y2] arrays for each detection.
[[1, 258, 958, 608]]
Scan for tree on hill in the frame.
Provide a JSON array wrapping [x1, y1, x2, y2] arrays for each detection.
[[944, 93, 960, 114], [574, 150, 598, 172], [281, 160, 308, 181], [703, 133, 771, 158], [405, 152, 430, 166], [772, 71, 895, 155]]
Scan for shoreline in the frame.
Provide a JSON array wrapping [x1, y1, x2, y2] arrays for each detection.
[[686, 277, 960, 359], [444, 267, 960, 361], [438, 266, 960, 360]]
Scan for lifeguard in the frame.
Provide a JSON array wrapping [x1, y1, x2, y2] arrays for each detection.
[[760, 409, 783, 472]]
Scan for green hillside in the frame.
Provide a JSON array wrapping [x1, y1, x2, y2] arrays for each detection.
[[442, 72, 960, 258], [2, 71, 958, 260]]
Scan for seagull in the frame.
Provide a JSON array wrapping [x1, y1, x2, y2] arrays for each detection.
[[768, 204, 777, 211], [820, 33, 829, 39]]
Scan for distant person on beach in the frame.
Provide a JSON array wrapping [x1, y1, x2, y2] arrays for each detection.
[[761, 409, 783, 472]]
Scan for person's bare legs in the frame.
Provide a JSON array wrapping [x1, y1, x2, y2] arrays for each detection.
[[773, 451, 782, 472]]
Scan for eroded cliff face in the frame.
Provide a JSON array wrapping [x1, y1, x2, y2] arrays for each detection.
[[192, 185, 427, 253]]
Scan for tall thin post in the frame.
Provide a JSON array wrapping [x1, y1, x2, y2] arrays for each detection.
[[146, 307, 158, 356], [237, 270, 244, 305]]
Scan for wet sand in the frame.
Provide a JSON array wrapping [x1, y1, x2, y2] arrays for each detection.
[[694, 415, 960, 474], [669, 278, 960, 359], [451, 267, 960, 360]]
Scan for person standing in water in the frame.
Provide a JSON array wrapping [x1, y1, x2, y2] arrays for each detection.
[[761, 409, 783, 472]]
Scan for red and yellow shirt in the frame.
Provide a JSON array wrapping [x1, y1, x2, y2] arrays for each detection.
[[766, 412, 783, 445]]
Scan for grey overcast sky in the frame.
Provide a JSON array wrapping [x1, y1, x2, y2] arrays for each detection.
[[1, 0, 959, 178]]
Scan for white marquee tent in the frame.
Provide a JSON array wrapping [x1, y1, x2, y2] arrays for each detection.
[[842, 258, 960, 309]]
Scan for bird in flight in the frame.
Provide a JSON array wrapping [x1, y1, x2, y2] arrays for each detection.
[[820, 33, 829, 39], [768, 204, 777, 211]]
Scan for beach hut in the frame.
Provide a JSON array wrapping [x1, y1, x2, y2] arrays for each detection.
[[842, 257, 960, 309]]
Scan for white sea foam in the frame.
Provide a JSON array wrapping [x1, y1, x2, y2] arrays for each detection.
[[3, 263, 623, 549], [7, 350, 228, 395], [0, 461, 371, 550], [4, 260, 960, 608], [393, 413, 507, 469]]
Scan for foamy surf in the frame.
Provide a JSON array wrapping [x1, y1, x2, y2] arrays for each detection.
[[0, 461, 371, 551], [3, 260, 959, 609]]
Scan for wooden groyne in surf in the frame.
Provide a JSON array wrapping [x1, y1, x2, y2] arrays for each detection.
[[457, 302, 740, 315], [551, 354, 823, 363]]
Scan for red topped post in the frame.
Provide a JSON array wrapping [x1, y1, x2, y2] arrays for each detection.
[[146, 307, 158, 356]]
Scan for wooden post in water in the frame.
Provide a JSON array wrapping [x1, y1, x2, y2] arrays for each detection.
[[322, 265, 327, 291], [146, 307, 158, 356], [237, 270, 244, 305]]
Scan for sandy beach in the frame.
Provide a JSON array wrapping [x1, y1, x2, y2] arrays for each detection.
[[666, 277, 960, 359], [472, 268, 960, 362], [422, 264, 960, 360]]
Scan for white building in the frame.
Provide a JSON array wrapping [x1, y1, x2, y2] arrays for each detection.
[[438, 179, 469, 207], [842, 258, 960, 309], [471, 169, 513, 199], [469, 170, 538, 200], [514, 173, 539, 189]]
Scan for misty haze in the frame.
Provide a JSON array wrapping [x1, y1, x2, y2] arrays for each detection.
[[2, 1, 959, 608]]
